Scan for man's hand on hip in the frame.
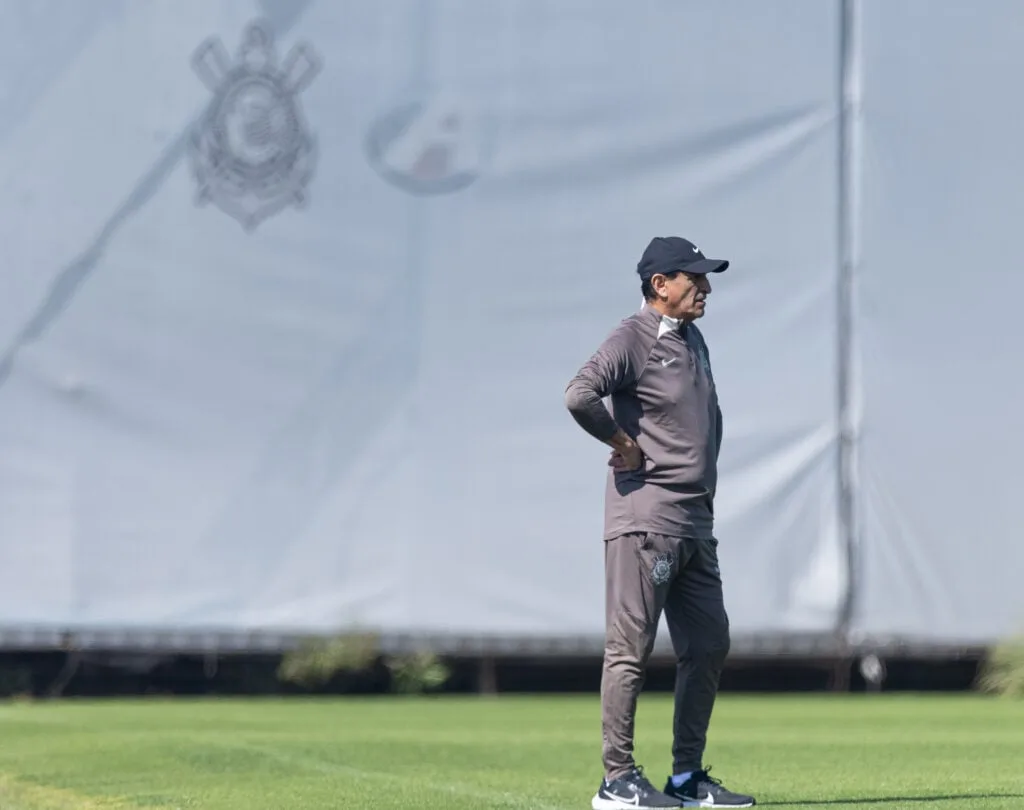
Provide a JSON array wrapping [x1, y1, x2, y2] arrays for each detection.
[[607, 430, 644, 472]]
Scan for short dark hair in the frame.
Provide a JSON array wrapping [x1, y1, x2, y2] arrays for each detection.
[[641, 270, 680, 301]]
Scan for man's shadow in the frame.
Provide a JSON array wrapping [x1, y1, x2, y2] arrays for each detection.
[[761, 793, 1024, 806]]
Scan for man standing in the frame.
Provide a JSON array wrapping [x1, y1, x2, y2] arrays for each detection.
[[565, 236, 756, 809]]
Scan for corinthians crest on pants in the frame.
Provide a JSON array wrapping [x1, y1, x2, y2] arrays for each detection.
[[651, 552, 676, 586], [189, 19, 320, 231]]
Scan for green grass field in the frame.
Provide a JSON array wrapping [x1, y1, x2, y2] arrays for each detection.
[[1, 694, 1023, 809]]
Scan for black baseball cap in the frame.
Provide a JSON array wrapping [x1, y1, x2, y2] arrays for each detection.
[[637, 236, 729, 281]]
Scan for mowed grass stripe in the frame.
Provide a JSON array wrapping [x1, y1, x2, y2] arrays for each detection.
[[0, 774, 132, 810], [1, 695, 1023, 809]]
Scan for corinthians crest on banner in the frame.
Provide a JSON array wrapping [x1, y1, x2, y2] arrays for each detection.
[[189, 20, 321, 231]]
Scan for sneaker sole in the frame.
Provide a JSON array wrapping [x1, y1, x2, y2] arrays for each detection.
[[680, 800, 754, 808], [592, 794, 682, 810]]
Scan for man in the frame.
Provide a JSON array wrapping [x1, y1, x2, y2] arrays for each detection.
[[565, 236, 756, 809]]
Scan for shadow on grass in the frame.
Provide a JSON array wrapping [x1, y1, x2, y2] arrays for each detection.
[[762, 794, 1024, 806]]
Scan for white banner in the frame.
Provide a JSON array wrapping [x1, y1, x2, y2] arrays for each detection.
[[852, 0, 1024, 644], [7, 1, 1017, 648]]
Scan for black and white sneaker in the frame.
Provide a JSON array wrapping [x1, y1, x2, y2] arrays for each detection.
[[592, 766, 682, 809], [663, 767, 756, 807]]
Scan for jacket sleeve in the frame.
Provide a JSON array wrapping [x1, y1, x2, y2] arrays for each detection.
[[564, 323, 640, 443]]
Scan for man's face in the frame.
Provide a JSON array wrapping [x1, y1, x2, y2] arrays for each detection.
[[652, 271, 712, 320]]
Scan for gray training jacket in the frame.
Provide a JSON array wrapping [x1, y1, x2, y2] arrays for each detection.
[[565, 304, 723, 541]]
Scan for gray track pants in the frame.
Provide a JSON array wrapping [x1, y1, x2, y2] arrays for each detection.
[[601, 532, 731, 780]]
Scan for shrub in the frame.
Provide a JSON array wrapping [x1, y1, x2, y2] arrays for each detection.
[[384, 652, 451, 694], [977, 631, 1024, 698], [277, 633, 379, 688]]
